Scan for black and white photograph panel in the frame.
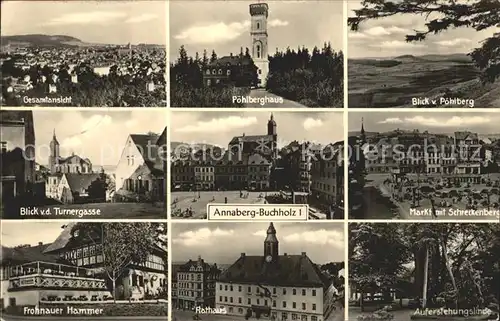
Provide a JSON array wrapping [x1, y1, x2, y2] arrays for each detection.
[[347, 0, 500, 108], [0, 110, 167, 219], [170, 111, 344, 220], [170, 1, 343, 108], [348, 223, 499, 321], [348, 111, 500, 220], [171, 222, 345, 321], [1, 1, 167, 107], [0, 221, 168, 320]]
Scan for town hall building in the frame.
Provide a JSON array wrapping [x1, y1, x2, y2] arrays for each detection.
[[215, 223, 333, 321]]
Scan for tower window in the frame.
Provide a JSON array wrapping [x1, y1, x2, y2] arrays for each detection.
[[257, 22, 260, 29], [258, 69, 262, 75], [257, 45, 261, 59]]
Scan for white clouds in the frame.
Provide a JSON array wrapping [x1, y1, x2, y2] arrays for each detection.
[[348, 32, 368, 39], [173, 228, 235, 246], [378, 116, 492, 127], [303, 118, 324, 130], [268, 19, 289, 27], [284, 229, 344, 247], [371, 40, 425, 49], [174, 18, 289, 45], [176, 116, 258, 133], [378, 117, 403, 124], [174, 21, 251, 44], [434, 38, 471, 47], [349, 26, 408, 40], [125, 13, 158, 24], [364, 26, 407, 36], [81, 115, 113, 134], [45, 11, 127, 26]]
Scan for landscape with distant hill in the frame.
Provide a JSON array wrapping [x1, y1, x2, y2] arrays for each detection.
[[0, 34, 164, 48], [348, 53, 500, 108]]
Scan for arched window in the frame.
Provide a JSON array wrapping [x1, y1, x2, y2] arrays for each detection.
[[257, 22, 260, 29], [212, 69, 216, 75], [206, 69, 210, 75], [227, 70, 231, 76], [257, 44, 261, 59], [218, 69, 223, 75]]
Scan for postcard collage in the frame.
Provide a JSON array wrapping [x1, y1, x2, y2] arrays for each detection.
[[0, 0, 499, 321]]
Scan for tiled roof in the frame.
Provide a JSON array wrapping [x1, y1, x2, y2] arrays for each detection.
[[59, 154, 91, 165], [65, 173, 101, 192], [178, 258, 219, 273], [230, 134, 273, 145], [220, 253, 328, 288], [43, 223, 78, 253], [130, 130, 166, 173], [1, 243, 61, 265], [207, 55, 253, 67]]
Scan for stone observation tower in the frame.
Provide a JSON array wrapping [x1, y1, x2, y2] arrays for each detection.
[[249, 2, 270, 87]]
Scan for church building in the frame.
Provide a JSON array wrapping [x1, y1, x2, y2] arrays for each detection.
[[215, 223, 331, 321], [228, 113, 278, 161], [48, 130, 92, 174]]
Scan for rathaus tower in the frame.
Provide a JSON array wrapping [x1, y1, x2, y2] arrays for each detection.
[[249, 3, 270, 87]]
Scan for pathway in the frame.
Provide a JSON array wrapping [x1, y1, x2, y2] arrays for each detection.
[[244, 88, 307, 108]]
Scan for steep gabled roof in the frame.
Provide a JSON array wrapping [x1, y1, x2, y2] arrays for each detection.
[[65, 173, 101, 192], [220, 254, 328, 288]]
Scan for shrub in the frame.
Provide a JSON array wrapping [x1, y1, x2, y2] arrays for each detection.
[[357, 310, 395, 321]]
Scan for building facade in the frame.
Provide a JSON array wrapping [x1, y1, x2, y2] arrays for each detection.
[[1, 223, 167, 309], [0, 111, 36, 205], [174, 256, 221, 310], [115, 128, 166, 201], [216, 223, 332, 321]]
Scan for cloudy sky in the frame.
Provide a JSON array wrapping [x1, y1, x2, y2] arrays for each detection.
[[348, 1, 500, 58], [1, 222, 66, 247], [169, 1, 342, 61], [171, 111, 343, 147], [349, 112, 500, 134], [32, 110, 166, 166], [171, 222, 344, 264], [1, 1, 166, 45]]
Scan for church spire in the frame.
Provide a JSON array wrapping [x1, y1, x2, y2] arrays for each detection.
[[264, 222, 279, 261], [360, 117, 366, 143]]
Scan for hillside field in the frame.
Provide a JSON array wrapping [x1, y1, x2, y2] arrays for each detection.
[[348, 54, 500, 108]]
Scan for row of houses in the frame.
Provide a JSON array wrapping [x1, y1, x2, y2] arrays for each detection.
[[0, 110, 167, 215]]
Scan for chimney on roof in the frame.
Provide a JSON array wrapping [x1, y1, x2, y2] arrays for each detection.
[[243, 133, 245, 137], [38, 242, 43, 246], [301, 252, 306, 257], [230, 52, 233, 57], [241, 253, 246, 257]]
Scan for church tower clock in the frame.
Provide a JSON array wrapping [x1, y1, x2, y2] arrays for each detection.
[[264, 222, 279, 262], [249, 3, 270, 87]]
